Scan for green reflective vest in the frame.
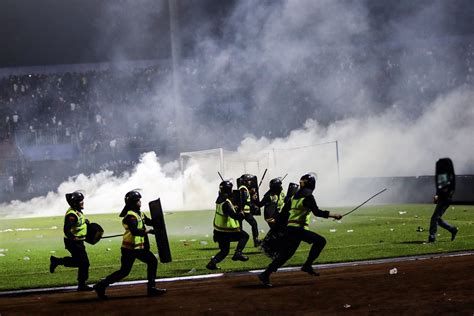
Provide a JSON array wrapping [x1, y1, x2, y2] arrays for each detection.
[[271, 191, 286, 212], [239, 185, 251, 213], [122, 210, 146, 250], [214, 199, 241, 232], [64, 208, 87, 240], [287, 197, 311, 230]]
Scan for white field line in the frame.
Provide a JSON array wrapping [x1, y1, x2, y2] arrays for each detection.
[[1, 250, 472, 296]]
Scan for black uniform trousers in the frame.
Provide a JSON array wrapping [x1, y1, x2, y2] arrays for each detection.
[[429, 200, 456, 240], [212, 230, 249, 263], [102, 248, 158, 288], [62, 238, 90, 285], [266, 226, 326, 273], [240, 212, 259, 241]]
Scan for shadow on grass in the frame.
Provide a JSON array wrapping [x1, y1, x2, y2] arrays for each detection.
[[398, 240, 427, 244]]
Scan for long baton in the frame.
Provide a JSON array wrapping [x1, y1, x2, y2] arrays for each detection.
[[281, 173, 288, 181], [258, 168, 268, 187], [218, 171, 224, 181], [102, 234, 123, 239], [342, 188, 387, 217]]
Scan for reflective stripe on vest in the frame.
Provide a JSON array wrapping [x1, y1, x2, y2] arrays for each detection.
[[239, 185, 251, 213], [287, 197, 311, 230], [270, 191, 286, 212], [214, 199, 240, 232], [64, 208, 87, 240], [122, 210, 145, 249]]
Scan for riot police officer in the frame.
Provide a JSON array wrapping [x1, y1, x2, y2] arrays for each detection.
[[206, 180, 250, 270], [49, 191, 93, 291], [258, 173, 342, 287], [94, 191, 166, 299], [259, 177, 286, 229], [238, 174, 261, 247]]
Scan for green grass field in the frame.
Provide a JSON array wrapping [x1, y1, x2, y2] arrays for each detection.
[[1, 204, 473, 291]]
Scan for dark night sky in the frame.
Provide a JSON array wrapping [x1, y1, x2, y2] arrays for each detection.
[[0, 0, 472, 68]]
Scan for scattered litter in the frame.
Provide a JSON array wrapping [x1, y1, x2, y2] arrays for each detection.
[[329, 229, 337, 233], [106, 248, 111, 251], [16, 228, 39, 231], [390, 228, 395, 232], [184, 226, 192, 230], [346, 229, 354, 233], [389, 268, 397, 275], [50, 226, 58, 230], [416, 226, 424, 232], [0, 254, 5, 257], [398, 211, 407, 215], [50, 250, 56, 254], [26, 249, 31, 252], [199, 241, 208, 245], [0, 249, 8, 252], [0, 229, 13, 233], [179, 239, 187, 242], [190, 239, 196, 242], [343, 304, 351, 309], [414, 215, 419, 218], [205, 234, 209, 238], [23, 256, 30, 261], [187, 268, 197, 274]]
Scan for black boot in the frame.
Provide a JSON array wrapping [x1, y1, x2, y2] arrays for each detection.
[[93, 282, 108, 300], [206, 259, 220, 270], [232, 252, 249, 261], [258, 271, 272, 288], [301, 264, 320, 276], [49, 256, 59, 273], [148, 287, 167, 296], [77, 283, 94, 292], [451, 227, 459, 241]]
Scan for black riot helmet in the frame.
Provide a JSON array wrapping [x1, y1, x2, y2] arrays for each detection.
[[125, 190, 142, 205], [65, 191, 84, 209], [269, 177, 283, 193], [240, 174, 254, 187], [299, 173, 316, 191], [120, 190, 142, 216], [219, 180, 233, 196]]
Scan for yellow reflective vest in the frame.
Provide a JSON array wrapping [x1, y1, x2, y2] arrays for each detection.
[[122, 210, 146, 250], [64, 208, 87, 240], [214, 199, 241, 232], [287, 197, 311, 230]]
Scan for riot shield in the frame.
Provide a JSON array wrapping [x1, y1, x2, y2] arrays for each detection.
[[237, 175, 261, 215], [85, 222, 104, 245], [149, 198, 172, 263], [285, 182, 299, 203], [435, 158, 455, 192]]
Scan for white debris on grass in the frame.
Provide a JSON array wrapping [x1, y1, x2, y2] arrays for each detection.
[[0, 229, 13, 233], [184, 226, 191, 230], [205, 234, 209, 238], [390, 228, 395, 231], [398, 211, 407, 215], [200, 241, 208, 245], [23, 256, 30, 261], [50, 250, 56, 254], [187, 268, 197, 274], [0, 253, 5, 257], [389, 268, 397, 275], [15, 228, 39, 231], [106, 248, 111, 251], [343, 304, 351, 309], [50, 226, 58, 230], [0, 249, 8, 252], [346, 229, 354, 233], [329, 229, 336, 233]]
